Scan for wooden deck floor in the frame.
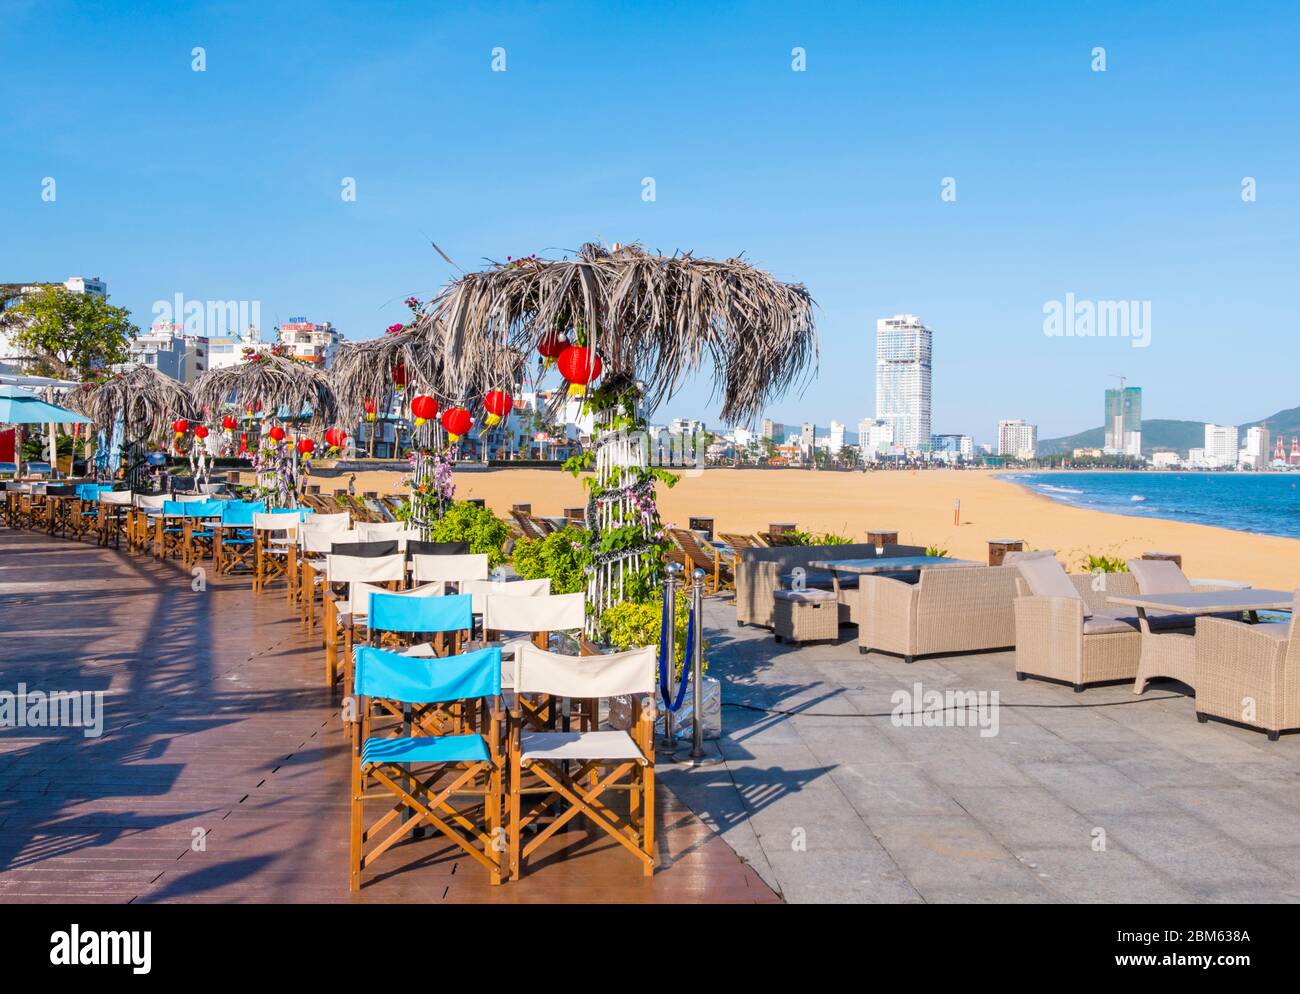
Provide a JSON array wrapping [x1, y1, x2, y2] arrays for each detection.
[[0, 526, 777, 903]]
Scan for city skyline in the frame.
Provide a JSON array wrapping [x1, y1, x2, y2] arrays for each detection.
[[3, 1, 1297, 437]]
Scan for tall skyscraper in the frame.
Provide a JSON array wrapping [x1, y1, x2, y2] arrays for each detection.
[[1104, 385, 1142, 456], [875, 314, 932, 452], [800, 422, 815, 459], [760, 418, 775, 441]]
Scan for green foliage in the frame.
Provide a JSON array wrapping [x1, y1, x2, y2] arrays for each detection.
[[511, 526, 593, 594], [0, 286, 138, 377], [787, 529, 852, 546], [924, 545, 949, 558], [422, 500, 510, 568], [597, 590, 702, 680], [1080, 554, 1128, 573]]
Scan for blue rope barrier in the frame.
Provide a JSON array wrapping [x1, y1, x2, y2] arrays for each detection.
[[658, 596, 694, 713]]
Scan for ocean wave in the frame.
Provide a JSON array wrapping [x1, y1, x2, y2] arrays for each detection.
[[1130, 495, 1146, 502], [1038, 484, 1084, 495]]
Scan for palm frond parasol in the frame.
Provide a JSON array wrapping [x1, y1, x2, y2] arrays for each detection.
[[65, 365, 199, 443], [192, 353, 339, 430], [428, 241, 817, 424]]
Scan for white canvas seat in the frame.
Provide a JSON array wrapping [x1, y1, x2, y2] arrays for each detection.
[[520, 730, 646, 762], [356, 521, 406, 540], [321, 552, 406, 687], [463, 577, 550, 614], [412, 553, 489, 591], [98, 490, 133, 506], [484, 591, 584, 635], [508, 643, 657, 879]]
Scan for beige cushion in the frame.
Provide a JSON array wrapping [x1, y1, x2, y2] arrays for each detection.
[[1127, 559, 1192, 595], [774, 588, 836, 603], [1018, 558, 1091, 618], [1003, 549, 1055, 566], [1082, 613, 1139, 635], [521, 730, 646, 763]]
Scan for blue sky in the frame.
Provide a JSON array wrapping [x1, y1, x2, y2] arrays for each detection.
[[3, 0, 1297, 442]]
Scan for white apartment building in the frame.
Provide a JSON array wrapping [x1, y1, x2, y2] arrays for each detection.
[[858, 417, 895, 458], [1203, 424, 1238, 467], [126, 323, 209, 383], [1239, 426, 1269, 469], [277, 318, 341, 368], [760, 418, 775, 441], [1151, 451, 1180, 468], [875, 314, 932, 452], [997, 419, 1038, 460], [828, 421, 846, 454], [799, 422, 815, 459]]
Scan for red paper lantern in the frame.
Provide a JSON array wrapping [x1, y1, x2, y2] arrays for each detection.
[[296, 437, 315, 455], [410, 394, 439, 427], [537, 330, 569, 360], [482, 389, 513, 426], [363, 398, 377, 422], [268, 425, 286, 443], [441, 406, 472, 442], [392, 362, 408, 392], [171, 419, 189, 435], [557, 345, 603, 396], [193, 425, 210, 439], [221, 415, 238, 430], [324, 427, 347, 449]]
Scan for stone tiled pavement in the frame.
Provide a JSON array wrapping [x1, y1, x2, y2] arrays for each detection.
[[660, 597, 1300, 903]]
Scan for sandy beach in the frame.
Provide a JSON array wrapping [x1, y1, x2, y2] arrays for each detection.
[[311, 466, 1300, 591]]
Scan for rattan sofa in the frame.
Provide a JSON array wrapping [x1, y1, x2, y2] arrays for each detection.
[[734, 543, 882, 628], [856, 565, 1020, 663], [1013, 569, 1144, 691], [1194, 596, 1300, 740]]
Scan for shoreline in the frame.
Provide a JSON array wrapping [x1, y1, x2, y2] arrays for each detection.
[[314, 466, 1300, 591]]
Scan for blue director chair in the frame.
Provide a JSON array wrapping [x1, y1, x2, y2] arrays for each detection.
[[350, 644, 504, 890]]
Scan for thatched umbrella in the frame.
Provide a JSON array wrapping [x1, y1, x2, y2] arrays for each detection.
[[426, 241, 818, 619], [192, 351, 340, 506], [193, 351, 339, 432], [65, 365, 200, 485], [66, 364, 198, 445], [430, 241, 816, 424]]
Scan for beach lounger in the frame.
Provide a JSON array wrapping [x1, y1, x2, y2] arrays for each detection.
[[668, 527, 733, 593]]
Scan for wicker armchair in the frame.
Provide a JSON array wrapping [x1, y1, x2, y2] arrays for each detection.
[[1194, 598, 1299, 740], [857, 565, 1019, 662], [1013, 569, 1142, 691], [734, 543, 882, 628]]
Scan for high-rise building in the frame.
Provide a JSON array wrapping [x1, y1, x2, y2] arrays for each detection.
[[1104, 385, 1142, 456], [997, 419, 1038, 459], [875, 314, 932, 452], [828, 421, 845, 454], [760, 418, 775, 441], [1240, 426, 1269, 469], [1204, 424, 1238, 467]]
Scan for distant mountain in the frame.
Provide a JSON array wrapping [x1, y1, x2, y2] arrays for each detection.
[[1039, 405, 1300, 457]]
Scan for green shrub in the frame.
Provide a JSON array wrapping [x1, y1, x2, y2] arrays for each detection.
[[787, 530, 852, 546], [511, 526, 592, 594], [424, 500, 510, 569], [597, 590, 701, 680], [1080, 553, 1128, 573], [924, 545, 949, 558]]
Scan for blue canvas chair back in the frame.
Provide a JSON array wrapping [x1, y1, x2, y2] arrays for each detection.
[[184, 500, 226, 518], [354, 644, 501, 703], [220, 501, 266, 526], [26, 462, 52, 475], [77, 483, 110, 500], [0, 462, 17, 475], [370, 592, 472, 635]]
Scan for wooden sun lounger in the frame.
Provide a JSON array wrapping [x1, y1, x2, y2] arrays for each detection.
[[668, 527, 733, 593]]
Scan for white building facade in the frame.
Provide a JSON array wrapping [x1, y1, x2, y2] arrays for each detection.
[[1204, 424, 1238, 467], [997, 419, 1038, 460], [875, 314, 932, 452]]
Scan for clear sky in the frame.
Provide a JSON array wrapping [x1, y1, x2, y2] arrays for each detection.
[[3, 0, 1297, 442]]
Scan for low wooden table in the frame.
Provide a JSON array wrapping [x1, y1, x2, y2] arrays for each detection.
[[1106, 588, 1290, 694]]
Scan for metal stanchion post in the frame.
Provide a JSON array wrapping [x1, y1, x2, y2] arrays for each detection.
[[659, 561, 682, 751], [690, 567, 706, 760]]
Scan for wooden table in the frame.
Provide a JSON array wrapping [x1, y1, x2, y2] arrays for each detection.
[[1106, 588, 1291, 694]]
